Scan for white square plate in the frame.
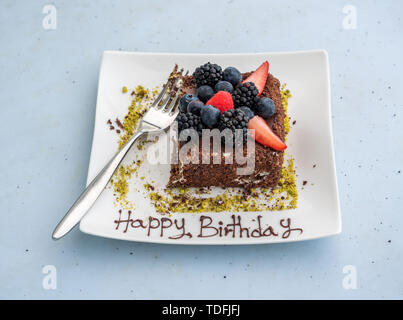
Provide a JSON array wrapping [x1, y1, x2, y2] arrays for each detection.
[[80, 50, 341, 244]]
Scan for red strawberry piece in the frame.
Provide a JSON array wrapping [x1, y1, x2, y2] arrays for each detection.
[[248, 116, 287, 151], [242, 61, 269, 95], [206, 91, 234, 113]]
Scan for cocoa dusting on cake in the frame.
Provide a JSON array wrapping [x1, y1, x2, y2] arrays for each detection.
[[180, 74, 197, 94]]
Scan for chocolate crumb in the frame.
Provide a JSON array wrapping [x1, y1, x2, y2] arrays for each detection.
[[313, 164, 317, 168], [292, 120, 296, 125], [109, 125, 115, 130], [107, 119, 112, 125], [303, 181, 308, 186], [115, 118, 124, 129]]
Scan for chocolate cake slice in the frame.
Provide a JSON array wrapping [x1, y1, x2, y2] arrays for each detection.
[[168, 71, 286, 190]]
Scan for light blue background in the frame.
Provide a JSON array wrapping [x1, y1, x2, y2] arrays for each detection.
[[0, 0, 402, 299]]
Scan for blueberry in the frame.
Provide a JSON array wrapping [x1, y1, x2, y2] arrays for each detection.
[[197, 85, 214, 103], [238, 106, 254, 120], [256, 97, 275, 119], [223, 67, 242, 86], [215, 80, 234, 93], [179, 94, 198, 112], [201, 105, 221, 127], [187, 100, 204, 115]]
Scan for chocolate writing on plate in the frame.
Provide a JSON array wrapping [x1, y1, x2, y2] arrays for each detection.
[[114, 211, 303, 240]]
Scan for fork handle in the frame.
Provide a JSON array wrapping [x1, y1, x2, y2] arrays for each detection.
[[52, 129, 146, 240]]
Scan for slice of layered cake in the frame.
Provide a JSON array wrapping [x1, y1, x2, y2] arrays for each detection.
[[168, 61, 287, 190]]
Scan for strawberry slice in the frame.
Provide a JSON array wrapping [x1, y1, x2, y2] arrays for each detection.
[[248, 116, 287, 151], [206, 91, 234, 113], [242, 61, 269, 95]]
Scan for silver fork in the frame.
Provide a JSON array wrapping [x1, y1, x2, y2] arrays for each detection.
[[52, 75, 183, 240]]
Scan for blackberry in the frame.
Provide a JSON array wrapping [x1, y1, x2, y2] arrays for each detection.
[[176, 112, 205, 137], [218, 108, 249, 144], [232, 82, 259, 109], [193, 62, 223, 88]]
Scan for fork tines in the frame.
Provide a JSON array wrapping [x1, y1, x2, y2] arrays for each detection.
[[153, 67, 188, 115]]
